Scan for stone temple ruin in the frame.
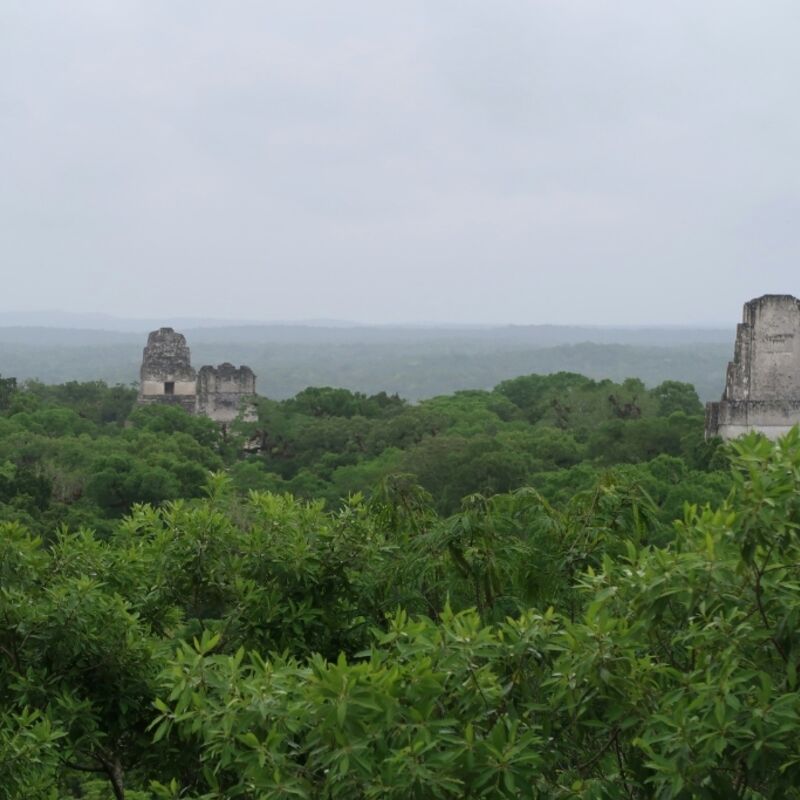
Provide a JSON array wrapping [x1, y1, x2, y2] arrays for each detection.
[[137, 328, 257, 423], [706, 295, 800, 440]]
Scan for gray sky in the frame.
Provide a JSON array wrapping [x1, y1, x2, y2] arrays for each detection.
[[2, 1, 799, 326]]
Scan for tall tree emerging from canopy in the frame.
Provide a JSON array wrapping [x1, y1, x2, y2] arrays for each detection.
[[0, 375, 17, 411]]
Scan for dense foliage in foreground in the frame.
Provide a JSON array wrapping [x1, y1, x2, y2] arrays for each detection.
[[4, 372, 798, 798], [3, 418, 800, 796]]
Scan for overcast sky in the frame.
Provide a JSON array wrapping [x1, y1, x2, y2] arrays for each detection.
[[2, 2, 799, 326]]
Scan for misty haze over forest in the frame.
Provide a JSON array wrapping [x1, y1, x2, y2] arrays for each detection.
[[0, 314, 731, 401]]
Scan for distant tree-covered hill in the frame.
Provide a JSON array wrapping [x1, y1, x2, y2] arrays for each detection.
[[0, 324, 731, 401]]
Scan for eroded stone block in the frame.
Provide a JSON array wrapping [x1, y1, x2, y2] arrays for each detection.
[[706, 295, 800, 440]]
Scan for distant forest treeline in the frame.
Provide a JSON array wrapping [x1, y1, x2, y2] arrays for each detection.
[[0, 324, 730, 401]]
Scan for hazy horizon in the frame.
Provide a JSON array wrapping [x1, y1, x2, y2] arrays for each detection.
[[0, 307, 735, 332], [3, 2, 799, 325]]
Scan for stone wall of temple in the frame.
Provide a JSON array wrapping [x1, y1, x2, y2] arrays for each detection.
[[137, 327, 197, 414], [706, 295, 800, 440], [196, 363, 257, 423], [136, 328, 257, 422]]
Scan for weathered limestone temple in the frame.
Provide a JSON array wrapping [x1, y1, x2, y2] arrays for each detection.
[[706, 295, 800, 440], [137, 328, 257, 423]]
